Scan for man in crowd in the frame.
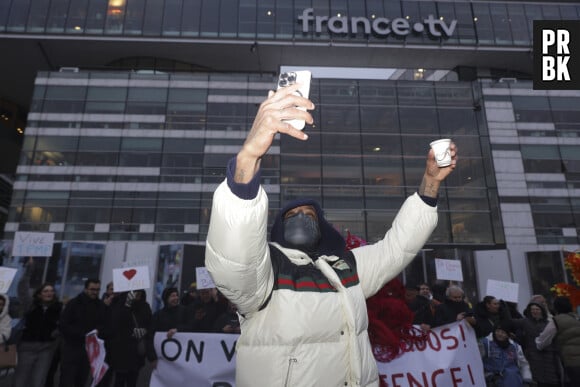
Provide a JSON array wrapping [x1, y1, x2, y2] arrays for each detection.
[[432, 285, 476, 328], [59, 279, 109, 387], [206, 82, 457, 386], [536, 296, 580, 387]]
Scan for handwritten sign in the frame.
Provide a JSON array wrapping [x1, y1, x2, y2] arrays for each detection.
[[11, 232, 55, 257], [113, 265, 150, 292], [0, 267, 17, 293], [435, 258, 463, 281], [196, 267, 215, 290], [486, 279, 519, 303]]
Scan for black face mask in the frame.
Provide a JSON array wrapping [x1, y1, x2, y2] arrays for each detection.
[[283, 212, 320, 253]]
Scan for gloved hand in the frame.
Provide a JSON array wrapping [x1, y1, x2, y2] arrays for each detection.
[[133, 327, 147, 339], [125, 291, 136, 308]]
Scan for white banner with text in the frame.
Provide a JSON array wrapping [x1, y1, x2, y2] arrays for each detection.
[[150, 321, 484, 387]]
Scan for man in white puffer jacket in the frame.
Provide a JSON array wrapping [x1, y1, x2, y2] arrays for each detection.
[[205, 82, 458, 387]]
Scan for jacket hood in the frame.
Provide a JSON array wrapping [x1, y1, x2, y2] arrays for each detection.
[[270, 198, 345, 257], [0, 293, 9, 319]]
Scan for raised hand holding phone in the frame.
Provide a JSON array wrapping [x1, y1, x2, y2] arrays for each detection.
[[276, 70, 312, 130]]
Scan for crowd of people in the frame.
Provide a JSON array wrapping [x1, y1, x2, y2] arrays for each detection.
[[405, 281, 580, 387], [1, 258, 240, 387]]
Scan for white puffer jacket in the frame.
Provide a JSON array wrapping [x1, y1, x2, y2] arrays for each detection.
[[206, 181, 437, 387]]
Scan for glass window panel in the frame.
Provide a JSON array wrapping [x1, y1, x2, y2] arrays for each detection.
[[512, 96, 552, 122], [490, 3, 512, 45], [473, 3, 493, 45], [527, 251, 565, 307], [86, 0, 107, 33], [182, 0, 201, 36], [451, 212, 494, 243], [257, 0, 275, 38], [239, 0, 256, 38], [121, 138, 162, 151], [44, 0, 69, 33], [275, 0, 293, 38], [128, 87, 167, 102], [438, 108, 479, 136], [398, 83, 435, 106], [521, 145, 559, 159], [36, 136, 78, 151], [541, 5, 561, 20], [454, 3, 476, 45], [323, 186, 364, 211], [156, 208, 199, 224], [281, 155, 321, 185], [320, 80, 359, 104], [359, 82, 397, 105], [66, 0, 89, 33], [399, 107, 438, 134], [7, 0, 32, 32], [163, 138, 204, 153], [56, 243, 105, 302], [87, 86, 127, 100], [220, 0, 238, 38], [360, 106, 399, 133], [362, 155, 404, 187], [67, 207, 111, 223], [162, 0, 183, 36], [322, 155, 362, 185], [319, 106, 360, 132], [437, 3, 459, 45], [124, 0, 145, 35], [26, 0, 49, 32], [366, 211, 397, 244], [0, 1, 11, 31], [321, 133, 360, 154], [78, 136, 120, 151], [85, 101, 125, 113], [143, 0, 163, 35], [200, 0, 219, 37], [507, 4, 529, 46], [561, 146, 580, 160]]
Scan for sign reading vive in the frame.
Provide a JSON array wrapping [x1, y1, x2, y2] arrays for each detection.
[[298, 8, 457, 39]]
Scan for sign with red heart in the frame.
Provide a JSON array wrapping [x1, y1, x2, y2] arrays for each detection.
[[113, 265, 150, 292], [123, 269, 137, 280]]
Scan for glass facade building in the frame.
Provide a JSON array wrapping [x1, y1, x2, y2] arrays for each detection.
[[1, 0, 579, 307]]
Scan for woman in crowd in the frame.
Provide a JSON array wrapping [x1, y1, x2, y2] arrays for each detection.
[[511, 302, 560, 387], [12, 283, 63, 387], [481, 322, 532, 387], [108, 290, 152, 387], [474, 295, 511, 339]]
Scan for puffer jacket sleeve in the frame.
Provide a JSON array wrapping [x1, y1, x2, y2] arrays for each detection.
[[352, 193, 437, 299], [205, 180, 274, 316]]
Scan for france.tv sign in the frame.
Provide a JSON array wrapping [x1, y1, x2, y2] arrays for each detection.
[[533, 20, 580, 90], [298, 8, 457, 39]]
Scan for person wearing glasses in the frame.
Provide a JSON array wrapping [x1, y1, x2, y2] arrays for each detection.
[[59, 278, 110, 387]]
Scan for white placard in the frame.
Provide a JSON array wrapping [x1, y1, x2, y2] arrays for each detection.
[[196, 267, 215, 290], [0, 267, 17, 293], [112, 265, 150, 292], [486, 279, 519, 303], [435, 258, 463, 281], [11, 232, 55, 257]]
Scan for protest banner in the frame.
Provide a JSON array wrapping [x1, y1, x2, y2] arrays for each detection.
[[11, 231, 54, 257], [150, 321, 484, 387]]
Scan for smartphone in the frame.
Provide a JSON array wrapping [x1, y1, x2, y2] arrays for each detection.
[[276, 70, 312, 130]]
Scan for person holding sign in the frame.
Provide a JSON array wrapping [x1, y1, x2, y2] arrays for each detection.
[[205, 82, 458, 386]]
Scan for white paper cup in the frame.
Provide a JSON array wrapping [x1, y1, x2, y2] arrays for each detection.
[[430, 138, 452, 167]]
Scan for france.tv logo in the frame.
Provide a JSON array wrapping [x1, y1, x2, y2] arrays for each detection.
[[533, 20, 580, 90]]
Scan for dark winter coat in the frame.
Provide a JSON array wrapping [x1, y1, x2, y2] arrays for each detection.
[[108, 292, 153, 372], [59, 291, 110, 363], [21, 300, 63, 342], [474, 300, 511, 339], [511, 303, 561, 385], [432, 298, 472, 327]]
